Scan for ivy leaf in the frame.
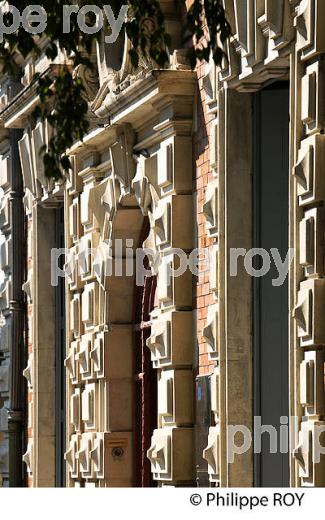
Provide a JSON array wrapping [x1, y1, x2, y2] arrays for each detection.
[[60, 155, 71, 171]]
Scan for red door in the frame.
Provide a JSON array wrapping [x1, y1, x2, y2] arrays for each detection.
[[133, 219, 157, 487]]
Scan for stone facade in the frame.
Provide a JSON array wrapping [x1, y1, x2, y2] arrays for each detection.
[[0, 0, 325, 487]]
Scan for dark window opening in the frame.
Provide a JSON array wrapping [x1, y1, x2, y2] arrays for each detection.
[[253, 82, 290, 487]]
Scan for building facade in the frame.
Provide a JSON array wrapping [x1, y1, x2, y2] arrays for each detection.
[[0, 0, 325, 488]]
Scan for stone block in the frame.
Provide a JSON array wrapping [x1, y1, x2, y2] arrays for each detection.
[[202, 304, 219, 361], [65, 434, 80, 480], [0, 154, 10, 191], [203, 179, 218, 238], [296, 0, 325, 60], [81, 282, 99, 331], [203, 425, 220, 484], [294, 420, 325, 487], [70, 293, 82, 339], [65, 339, 80, 386], [77, 333, 95, 381], [152, 195, 194, 251], [103, 379, 133, 432], [70, 388, 82, 433], [293, 279, 325, 347], [300, 350, 325, 417], [81, 383, 98, 431], [90, 432, 133, 483], [157, 136, 193, 195], [158, 369, 193, 427], [301, 60, 325, 135], [147, 427, 194, 482], [147, 311, 193, 369], [78, 433, 96, 479], [157, 253, 193, 310], [91, 327, 133, 379], [299, 206, 325, 276]]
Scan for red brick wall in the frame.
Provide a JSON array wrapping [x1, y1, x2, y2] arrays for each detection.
[[193, 57, 216, 377], [185, 0, 217, 376]]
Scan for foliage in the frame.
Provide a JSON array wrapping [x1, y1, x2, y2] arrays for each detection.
[[0, 0, 231, 180]]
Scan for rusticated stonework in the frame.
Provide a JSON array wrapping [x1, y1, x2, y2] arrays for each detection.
[[0, 0, 325, 489]]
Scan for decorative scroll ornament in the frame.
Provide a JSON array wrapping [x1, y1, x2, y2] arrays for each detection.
[[74, 63, 99, 102]]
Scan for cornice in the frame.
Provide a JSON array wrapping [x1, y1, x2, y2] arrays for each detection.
[[0, 64, 73, 129], [93, 69, 196, 129], [67, 69, 196, 156]]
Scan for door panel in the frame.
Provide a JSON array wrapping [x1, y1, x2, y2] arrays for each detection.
[[253, 83, 290, 487]]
